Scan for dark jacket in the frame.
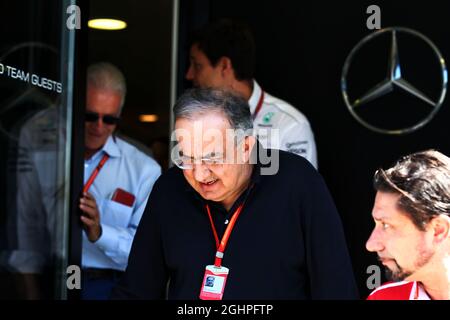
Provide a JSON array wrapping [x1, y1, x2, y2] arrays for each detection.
[[112, 148, 358, 299]]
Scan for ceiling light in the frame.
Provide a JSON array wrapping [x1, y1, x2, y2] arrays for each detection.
[[88, 19, 127, 30], [139, 114, 159, 123]]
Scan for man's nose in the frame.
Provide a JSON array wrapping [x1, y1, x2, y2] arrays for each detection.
[[92, 116, 105, 129], [185, 65, 194, 81], [193, 163, 210, 181], [366, 228, 384, 253]]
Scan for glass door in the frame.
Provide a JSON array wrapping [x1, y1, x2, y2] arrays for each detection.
[[0, 0, 82, 299]]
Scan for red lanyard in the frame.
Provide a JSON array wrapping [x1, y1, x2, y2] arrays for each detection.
[[205, 203, 245, 267], [414, 282, 422, 300], [83, 154, 109, 193], [414, 283, 419, 300], [252, 90, 265, 120]]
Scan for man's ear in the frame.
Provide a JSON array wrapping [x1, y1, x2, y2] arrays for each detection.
[[430, 214, 450, 244], [217, 57, 233, 76], [241, 135, 256, 163]]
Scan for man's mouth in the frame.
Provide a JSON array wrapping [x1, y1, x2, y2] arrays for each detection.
[[87, 131, 104, 138], [202, 178, 219, 186], [378, 256, 395, 266]]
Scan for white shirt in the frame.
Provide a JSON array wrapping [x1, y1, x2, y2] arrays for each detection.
[[3, 108, 65, 273], [82, 135, 161, 271], [248, 80, 318, 168]]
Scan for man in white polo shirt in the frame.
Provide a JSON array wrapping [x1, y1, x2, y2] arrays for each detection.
[[185, 18, 317, 168]]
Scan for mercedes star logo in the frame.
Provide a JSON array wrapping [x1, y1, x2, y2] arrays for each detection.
[[341, 27, 448, 135]]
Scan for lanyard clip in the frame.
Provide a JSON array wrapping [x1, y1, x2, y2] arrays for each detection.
[[214, 251, 224, 267]]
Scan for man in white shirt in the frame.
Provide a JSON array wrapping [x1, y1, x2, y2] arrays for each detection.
[[185, 19, 317, 168], [79, 62, 161, 299], [366, 150, 450, 300]]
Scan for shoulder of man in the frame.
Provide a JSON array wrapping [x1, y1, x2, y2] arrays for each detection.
[[144, 167, 187, 212], [262, 91, 311, 128], [260, 148, 318, 185], [367, 281, 416, 300], [152, 165, 185, 188]]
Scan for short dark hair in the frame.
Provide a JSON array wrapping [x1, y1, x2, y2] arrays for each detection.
[[190, 18, 255, 81], [373, 150, 450, 231], [173, 88, 253, 132]]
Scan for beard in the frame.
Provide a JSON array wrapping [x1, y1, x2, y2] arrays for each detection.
[[383, 260, 412, 281], [381, 245, 435, 282]]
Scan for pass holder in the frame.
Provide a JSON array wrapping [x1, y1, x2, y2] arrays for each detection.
[[199, 199, 250, 300], [199, 264, 229, 300], [111, 188, 136, 207]]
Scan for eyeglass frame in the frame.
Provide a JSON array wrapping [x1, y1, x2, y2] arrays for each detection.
[[172, 135, 249, 170], [85, 111, 121, 125]]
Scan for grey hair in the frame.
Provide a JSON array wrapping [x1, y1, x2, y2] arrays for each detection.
[[87, 62, 127, 111], [173, 88, 253, 132]]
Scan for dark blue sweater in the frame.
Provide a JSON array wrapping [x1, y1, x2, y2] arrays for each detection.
[[112, 148, 358, 300]]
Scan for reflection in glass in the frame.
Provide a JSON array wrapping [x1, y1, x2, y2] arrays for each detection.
[[0, 0, 75, 299]]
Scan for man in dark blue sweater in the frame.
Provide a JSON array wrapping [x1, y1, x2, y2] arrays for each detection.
[[112, 88, 357, 300]]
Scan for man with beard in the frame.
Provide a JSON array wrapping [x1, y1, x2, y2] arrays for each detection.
[[366, 150, 450, 300]]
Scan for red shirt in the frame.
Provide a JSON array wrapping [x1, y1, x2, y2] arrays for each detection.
[[367, 281, 430, 300]]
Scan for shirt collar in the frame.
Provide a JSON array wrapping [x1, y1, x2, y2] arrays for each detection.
[[248, 79, 262, 115], [413, 282, 431, 300], [101, 135, 121, 158]]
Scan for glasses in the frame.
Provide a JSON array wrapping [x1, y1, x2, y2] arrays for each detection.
[[173, 151, 226, 170], [85, 111, 120, 125], [171, 135, 248, 170]]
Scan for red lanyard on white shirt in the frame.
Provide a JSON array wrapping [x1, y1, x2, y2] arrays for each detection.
[[252, 90, 265, 120], [205, 203, 245, 268], [83, 154, 109, 193]]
